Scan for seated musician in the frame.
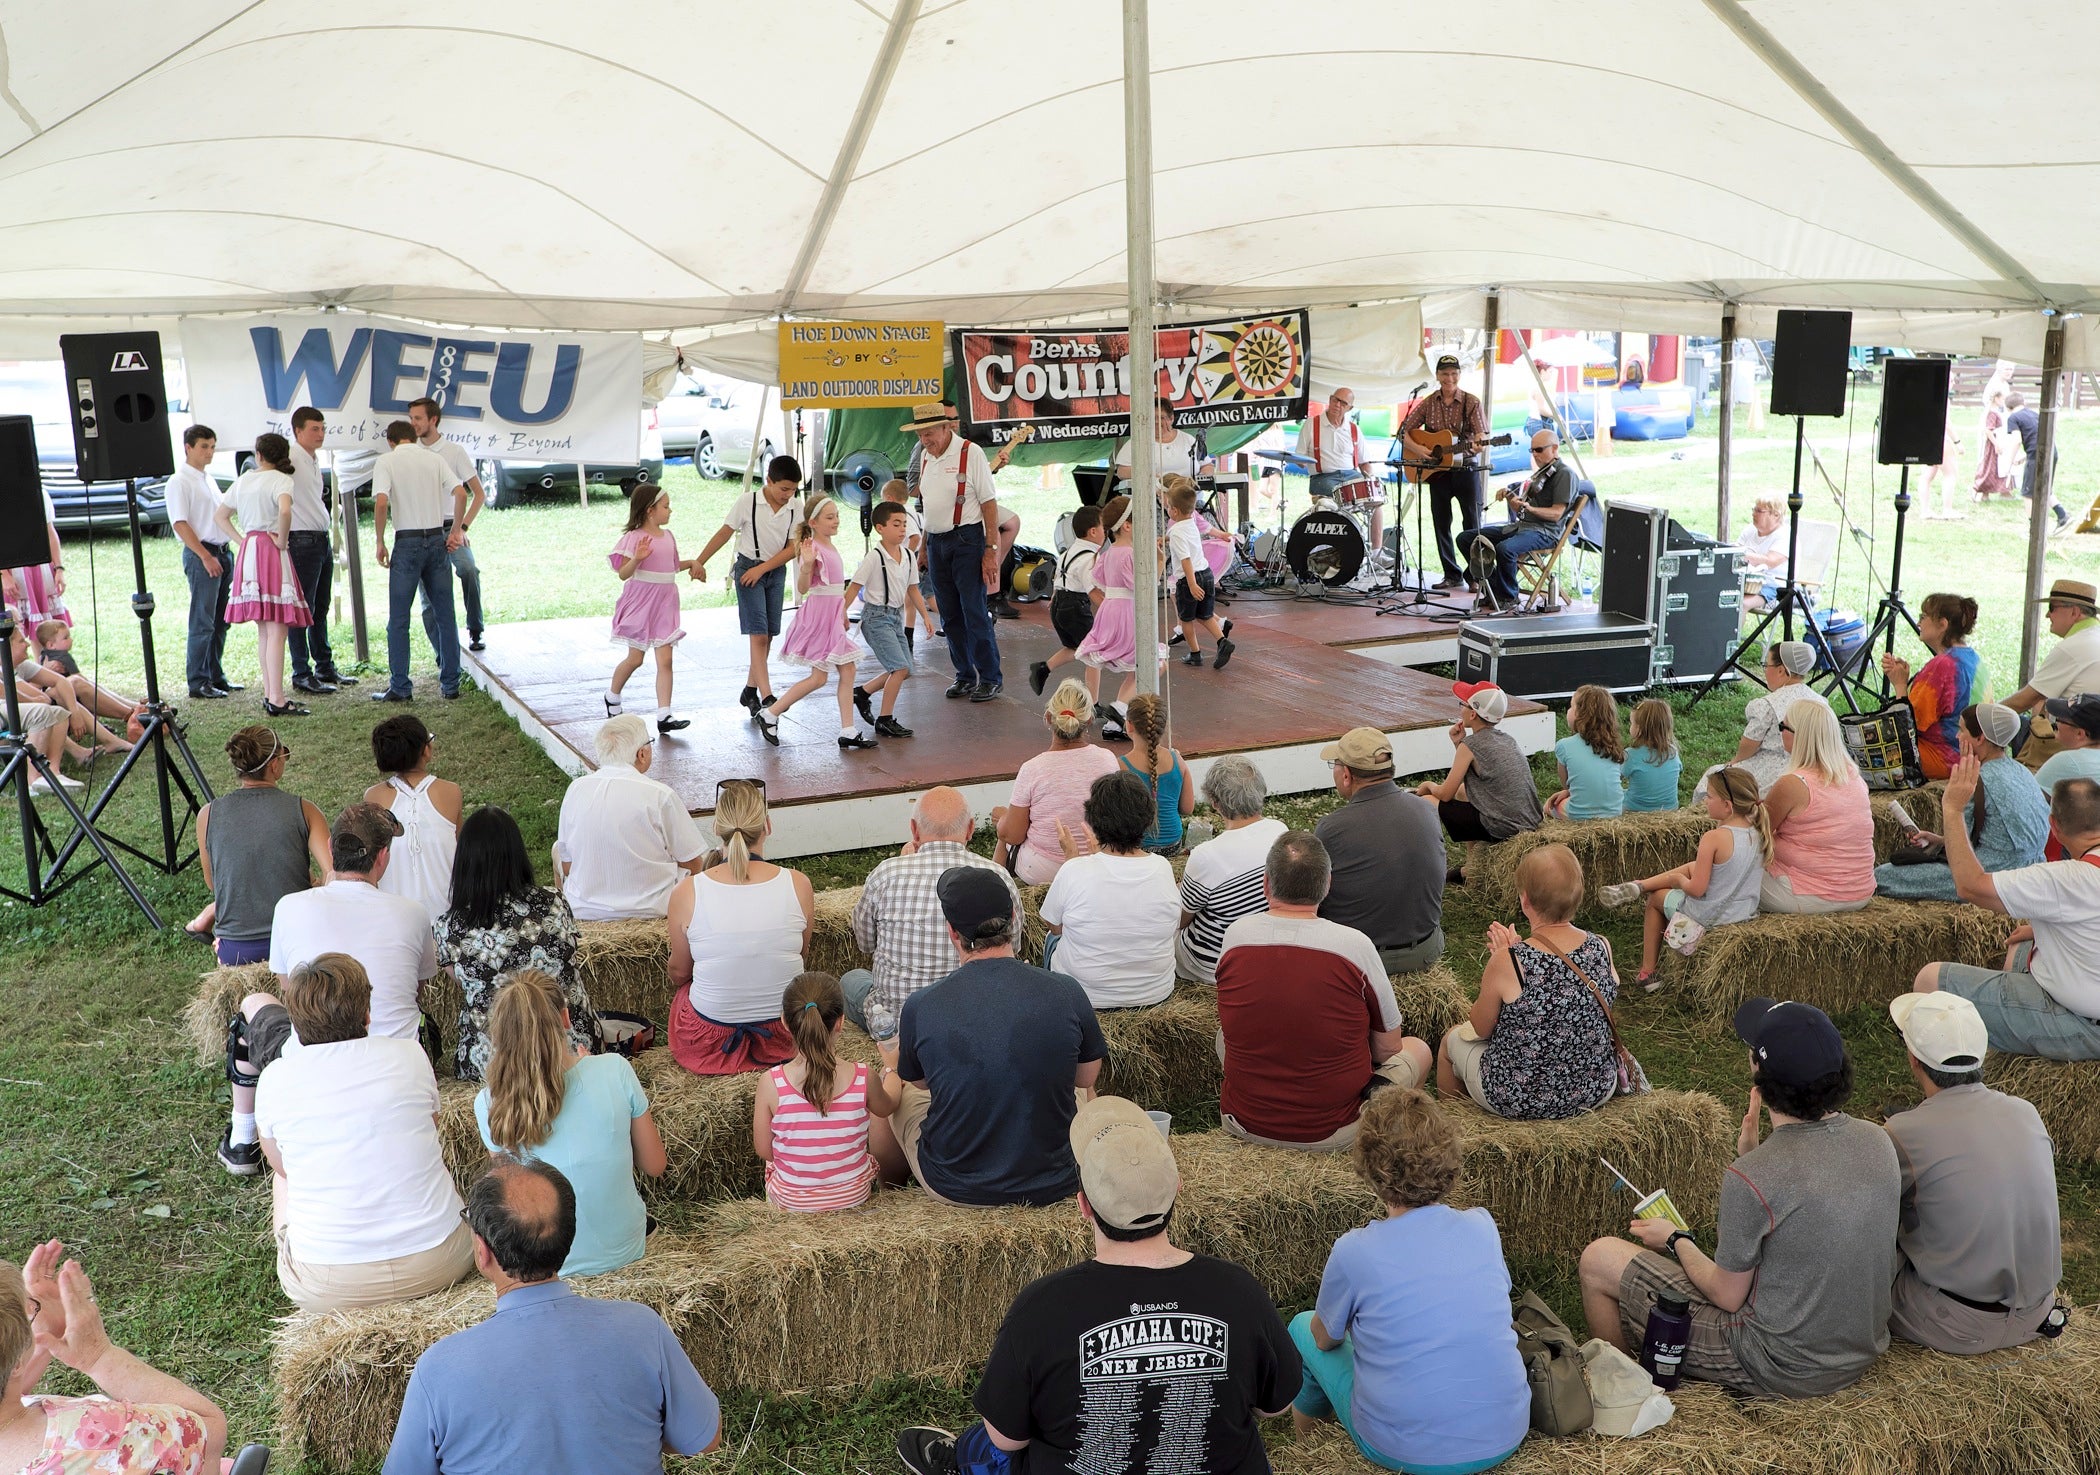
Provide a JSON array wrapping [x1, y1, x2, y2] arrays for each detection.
[[1465, 430, 1572, 610], [1296, 387, 1386, 565]]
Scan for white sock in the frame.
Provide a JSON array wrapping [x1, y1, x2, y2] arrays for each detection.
[[1111, 702, 1129, 724], [231, 1112, 258, 1146], [841, 726, 858, 739]]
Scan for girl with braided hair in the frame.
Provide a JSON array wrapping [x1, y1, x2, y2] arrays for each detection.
[[1119, 693, 1193, 854]]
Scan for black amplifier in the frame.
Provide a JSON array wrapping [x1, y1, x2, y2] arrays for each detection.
[[1457, 612, 1657, 699]]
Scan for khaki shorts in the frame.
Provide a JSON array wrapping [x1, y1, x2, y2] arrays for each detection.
[[1889, 1264, 2052, 1355], [276, 1220, 474, 1313], [891, 1085, 1092, 1207], [1441, 1022, 1494, 1110], [1617, 1251, 1758, 1394], [1217, 1030, 1423, 1151]]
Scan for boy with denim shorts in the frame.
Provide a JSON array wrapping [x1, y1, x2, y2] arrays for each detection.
[[694, 455, 803, 718], [845, 500, 924, 738], [1166, 479, 1234, 670]]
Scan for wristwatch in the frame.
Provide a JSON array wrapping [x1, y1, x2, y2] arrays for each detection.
[[1666, 1230, 1696, 1258]]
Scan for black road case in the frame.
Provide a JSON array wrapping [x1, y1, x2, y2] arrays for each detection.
[[1456, 612, 1656, 699]]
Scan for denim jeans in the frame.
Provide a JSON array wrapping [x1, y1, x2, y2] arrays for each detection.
[[422, 527, 482, 647], [284, 531, 335, 679], [387, 530, 459, 697], [181, 543, 233, 692], [926, 525, 1001, 685], [1466, 519, 1560, 602]]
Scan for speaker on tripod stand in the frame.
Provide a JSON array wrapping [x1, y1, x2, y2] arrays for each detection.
[[1835, 356, 1951, 697]]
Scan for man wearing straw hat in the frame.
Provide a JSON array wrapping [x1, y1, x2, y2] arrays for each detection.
[[2002, 578, 2100, 768], [906, 402, 1006, 701], [895, 1095, 1301, 1475]]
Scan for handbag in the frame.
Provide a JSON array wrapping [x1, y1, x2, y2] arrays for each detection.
[[1529, 936, 1649, 1095], [1841, 702, 1924, 791], [594, 1009, 657, 1058], [1512, 1290, 1595, 1436]]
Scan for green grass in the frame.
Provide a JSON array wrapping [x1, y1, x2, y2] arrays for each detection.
[[7, 424, 2099, 1472]]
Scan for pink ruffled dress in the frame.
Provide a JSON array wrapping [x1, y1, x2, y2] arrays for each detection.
[[1076, 543, 1164, 673], [224, 469, 311, 627], [778, 541, 859, 670], [609, 528, 686, 649]]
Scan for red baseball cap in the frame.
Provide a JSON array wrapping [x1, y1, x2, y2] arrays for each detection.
[[1452, 681, 1508, 722]]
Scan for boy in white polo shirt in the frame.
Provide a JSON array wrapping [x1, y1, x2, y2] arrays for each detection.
[[844, 499, 926, 739]]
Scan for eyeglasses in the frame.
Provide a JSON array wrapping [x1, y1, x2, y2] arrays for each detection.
[[715, 778, 768, 799], [1778, 722, 1793, 734]]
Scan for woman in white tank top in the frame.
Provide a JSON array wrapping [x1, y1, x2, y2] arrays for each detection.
[[364, 715, 464, 924]]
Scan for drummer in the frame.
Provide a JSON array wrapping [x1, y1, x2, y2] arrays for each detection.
[[1295, 387, 1387, 566]]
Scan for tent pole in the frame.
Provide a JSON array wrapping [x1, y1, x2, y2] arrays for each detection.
[[1124, 0, 1159, 699], [1717, 304, 1737, 537], [1480, 292, 1500, 465], [2018, 319, 2065, 684], [333, 451, 369, 665]]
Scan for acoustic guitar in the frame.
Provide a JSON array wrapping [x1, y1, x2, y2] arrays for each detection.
[[1400, 427, 1514, 484], [988, 422, 1035, 474]]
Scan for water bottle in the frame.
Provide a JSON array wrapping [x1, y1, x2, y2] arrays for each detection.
[[1639, 1290, 1692, 1391], [864, 1000, 900, 1044]]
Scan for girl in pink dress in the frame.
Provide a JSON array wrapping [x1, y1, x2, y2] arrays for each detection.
[[606, 482, 697, 735], [222, 434, 312, 717], [1075, 494, 1165, 742], [758, 497, 875, 750]]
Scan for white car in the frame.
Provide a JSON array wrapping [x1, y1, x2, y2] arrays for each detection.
[[656, 375, 779, 479]]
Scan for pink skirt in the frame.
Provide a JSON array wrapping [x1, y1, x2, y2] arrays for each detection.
[[611, 581, 686, 650], [778, 592, 859, 670], [7, 565, 68, 627], [225, 531, 312, 627]]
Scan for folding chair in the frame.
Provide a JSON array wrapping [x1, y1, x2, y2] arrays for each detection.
[[1515, 483, 1596, 613]]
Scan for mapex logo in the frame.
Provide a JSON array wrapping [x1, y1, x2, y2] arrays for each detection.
[[1301, 517, 1354, 537], [110, 351, 150, 371], [249, 326, 580, 424]]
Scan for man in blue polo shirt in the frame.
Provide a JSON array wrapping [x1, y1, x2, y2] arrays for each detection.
[[383, 1160, 721, 1475]]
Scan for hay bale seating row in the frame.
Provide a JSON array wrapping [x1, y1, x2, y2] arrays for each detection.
[[1661, 898, 2017, 1024], [1282, 1315, 2100, 1475], [275, 1094, 1733, 1470], [1984, 1053, 2100, 1166]]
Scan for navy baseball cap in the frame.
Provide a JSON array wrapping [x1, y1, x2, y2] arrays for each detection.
[[2045, 694, 2100, 738], [1732, 997, 1846, 1086]]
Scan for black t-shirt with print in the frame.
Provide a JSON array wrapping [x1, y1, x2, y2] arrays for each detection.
[[973, 1254, 1301, 1475]]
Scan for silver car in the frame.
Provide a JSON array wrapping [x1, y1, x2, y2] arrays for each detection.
[[657, 375, 779, 480]]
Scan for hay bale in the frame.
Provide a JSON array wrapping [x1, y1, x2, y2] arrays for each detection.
[[1470, 812, 1710, 917], [1984, 1052, 2100, 1165], [1393, 964, 1473, 1045], [1282, 1311, 2100, 1475], [1095, 985, 1222, 1108], [1669, 899, 2016, 1023], [180, 962, 280, 1067]]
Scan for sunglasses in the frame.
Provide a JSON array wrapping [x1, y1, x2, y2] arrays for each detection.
[[1779, 722, 1793, 734], [715, 778, 768, 800]]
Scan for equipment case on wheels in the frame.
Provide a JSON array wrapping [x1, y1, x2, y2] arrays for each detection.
[[1456, 612, 1656, 699]]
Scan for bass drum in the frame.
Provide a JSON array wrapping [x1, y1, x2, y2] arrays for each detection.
[[1285, 508, 1367, 588]]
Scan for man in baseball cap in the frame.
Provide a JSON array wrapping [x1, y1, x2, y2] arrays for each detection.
[[2037, 694, 2100, 797], [1397, 351, 1488, 590], [1314, 726, 1448, 970], [1883, 992, 2062, 1353], [1416, 682, 1539, 885], [1579, 997, 1900, 1399], [897, 1096, 1302, 1475], [2003, 578, 2100, 748]]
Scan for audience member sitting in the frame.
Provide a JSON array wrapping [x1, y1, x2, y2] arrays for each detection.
[[1602, 765, 1768, 989], [894, 1095, 1299, 1475], [1042, 771, 1180, 1008], [1883, 992, 2062, 1353], [475, 971, 664, 1276], [1579, 998, 1899, 1398], [1693, 640, 1832, 801], [1736, 492, 1788, 609], [15, 620, 138, 758], [757, 972, 905, 1210], [1439, 845, 1630, 1120], [437, 805, 599, 1082], [993, 679, 1119, 884], [1622, 698, 1682, 811], [1175, 756, 1287, 985], [253, 954, 475, 1311], [1288, 1089, 1528, 1475], [364, 714, 463, 924], [4, 629, 79, 798], [383, 1160, 721, 1475], [1911, 768, 2100, 1060], [1216, 831, 1433, 1150], [1877, 703, 2048, 901], [1417, 683, 1542, 885], [1880, 593, 1988, 780], [192, 724, 329, 965], [2035, 695, 2100, 800], [552, 715, 705, 921], [1118, 693, 1193, 853], [886, 867, 1105, 1206], [1546, 684, 1626, 820], [666, 779, 814, 1075], [1317, 727, 1447, 972], [845, 787, 1021, 1033], [0, 1241, 227, 1475], [1760, 702, 1874, 914]]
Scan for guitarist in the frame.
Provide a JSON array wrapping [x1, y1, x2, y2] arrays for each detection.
[[1397, 354, 1489, 590], [1467, 429, 1573, 611], [1293, 387, 1387, 563]]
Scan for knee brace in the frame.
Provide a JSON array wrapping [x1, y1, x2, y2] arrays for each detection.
[[226, 1012, 259, 1089]]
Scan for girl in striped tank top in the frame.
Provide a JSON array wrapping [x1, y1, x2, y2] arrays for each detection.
[[753, 972, 904, 1211]]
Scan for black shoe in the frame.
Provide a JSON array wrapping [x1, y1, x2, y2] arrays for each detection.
[[838, 732, 878, 750], [1028, 660, 1050, 696], [854, 685, 876, 725], [371, 689, 413, 703], [262, 699, 310, 717], [875, 715, 913, 738], [896, 1428, 959, 1475], [2055, 505, 2070, 531], [1182, 649, 1205, 667], [216, 1129, 263, 1178], [970, 681, 1002, 702], [756, 710, 780, 746], [604, 693, 623, 718], [1101, 721, 1130, 743], [988, 596, 1019, 620], [1168, 630, 1186, 647], [739, 684, 760, 714], [1445, 865, 1467, 886], [469, 635, 486, 652], [317, 670, 356, 686], [1221, 618, 1234, 640], [946, 677, 976, 699], [1432, 575, 1467, 591], [188, 685, 227, 700], [657, 715, 690, 734], [216, 681, 246, 693], [904, 627, 917, 651], [1213, 636, 1235, 670], [441, 689, 461, 700], [291, 675, 333, 695]]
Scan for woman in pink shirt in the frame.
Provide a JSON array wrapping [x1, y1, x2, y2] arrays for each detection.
[[1760, 702, 1875, 913], [992, 680, 1120, 885]]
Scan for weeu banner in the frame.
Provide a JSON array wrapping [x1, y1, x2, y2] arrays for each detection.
[[952, 311, 1310, 445]]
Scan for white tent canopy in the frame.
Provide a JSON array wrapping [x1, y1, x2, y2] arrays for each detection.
[[2, 0, 2098, 364]]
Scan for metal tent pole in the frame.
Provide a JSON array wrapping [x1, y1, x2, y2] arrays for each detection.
[[1123, 0, 1160, 698], [2018, 319, 2066, 683], [1717, 304, 1737, 537]]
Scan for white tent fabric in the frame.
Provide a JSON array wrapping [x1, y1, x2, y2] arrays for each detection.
[[0, 0, 2095, 357]]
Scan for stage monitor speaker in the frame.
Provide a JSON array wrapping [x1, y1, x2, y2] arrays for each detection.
[[1769, 309, 1852, 418], [0, 416, 49, 570], [1877, 357, 1953, 466], [59, 332, 174, 483]]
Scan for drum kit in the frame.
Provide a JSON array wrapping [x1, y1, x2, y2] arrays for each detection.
[[1243, 450, 1398, 590]]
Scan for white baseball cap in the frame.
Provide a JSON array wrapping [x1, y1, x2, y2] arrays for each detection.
[[1452, 680, 1508, 723], [1889, 992, 1989, 1072]]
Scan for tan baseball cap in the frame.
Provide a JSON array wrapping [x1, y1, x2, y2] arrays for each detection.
[[1069, 1095, 1179, 1233], [1320, 726, 1394, 772], [1889, 992, 1988, 1072]]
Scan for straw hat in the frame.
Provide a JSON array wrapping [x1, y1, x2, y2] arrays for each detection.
[[904, 402, 960, 432], [2036, 578, 2098, 613]]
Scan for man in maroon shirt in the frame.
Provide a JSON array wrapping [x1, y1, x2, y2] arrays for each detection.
[[1398, 354, 1489, 589]]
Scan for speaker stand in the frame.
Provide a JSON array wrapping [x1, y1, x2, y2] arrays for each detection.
[[1836, 464, 1924, 700]]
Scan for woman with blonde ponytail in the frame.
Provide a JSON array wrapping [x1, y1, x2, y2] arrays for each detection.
[[1601, 766, 1770, 989], [992, 679, 1119, 883], [752, 971, 903, 1210], [474, 970, 666, 1275], [666, 780, 816, 1074]]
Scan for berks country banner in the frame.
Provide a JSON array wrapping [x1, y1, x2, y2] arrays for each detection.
[[952, 312, 1311, 445]]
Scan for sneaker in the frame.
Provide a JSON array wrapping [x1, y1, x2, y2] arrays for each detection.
[[217, 1129, 263, 1177], [657, 715, 690, 734], [896, 1428, 959, 1475], [1028, 660, 1050, 696], [1639, 971, 1664, 994], [1182, 649, 1205, 667], [1213, 636, 1235, 671], [854, 685, 876, 725], [874, 715, 914, 738], [838, 732, 878, 750], [945, 677, 976, 699], [970, 681, 1003, 702], [52, 773, 83, 791], [1599, 881, 1643, 909], [25, 779, 52, 798], [604, 693, 623, 717]]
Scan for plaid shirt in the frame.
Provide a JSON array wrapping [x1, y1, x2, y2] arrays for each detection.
[[850, 842, 1023, 1016], [1400, 389, 1488, 466]]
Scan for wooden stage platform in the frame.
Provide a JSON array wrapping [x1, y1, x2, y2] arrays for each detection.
[[464, 593, 1552, 859]]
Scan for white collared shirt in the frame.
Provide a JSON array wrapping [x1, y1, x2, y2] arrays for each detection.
[[722, 486, 801, 563], [166, 463, 230, 547], [421, 436, 480, 516], [371, 443, 463, 531], [852, 544, 916, 608], [554, 764, 707, 921], [286, 443, 331, 533], [914, 435, 997, 535]]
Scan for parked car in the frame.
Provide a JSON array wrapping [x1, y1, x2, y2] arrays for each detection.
[[656, 374, 777, 479], [0, 361, 169, 535], [476, 408, 665, 508]]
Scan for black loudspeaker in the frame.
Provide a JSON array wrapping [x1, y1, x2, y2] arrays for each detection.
[[1877, 357, 1953, 466], [0, 416, 49, 569], [1769, 309, 1851, 418], [59, 332, 174, 482]]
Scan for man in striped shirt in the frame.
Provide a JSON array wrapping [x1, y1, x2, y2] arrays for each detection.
[[1175, 756, 1287, 986], [845, 787, 1022, 1029]]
